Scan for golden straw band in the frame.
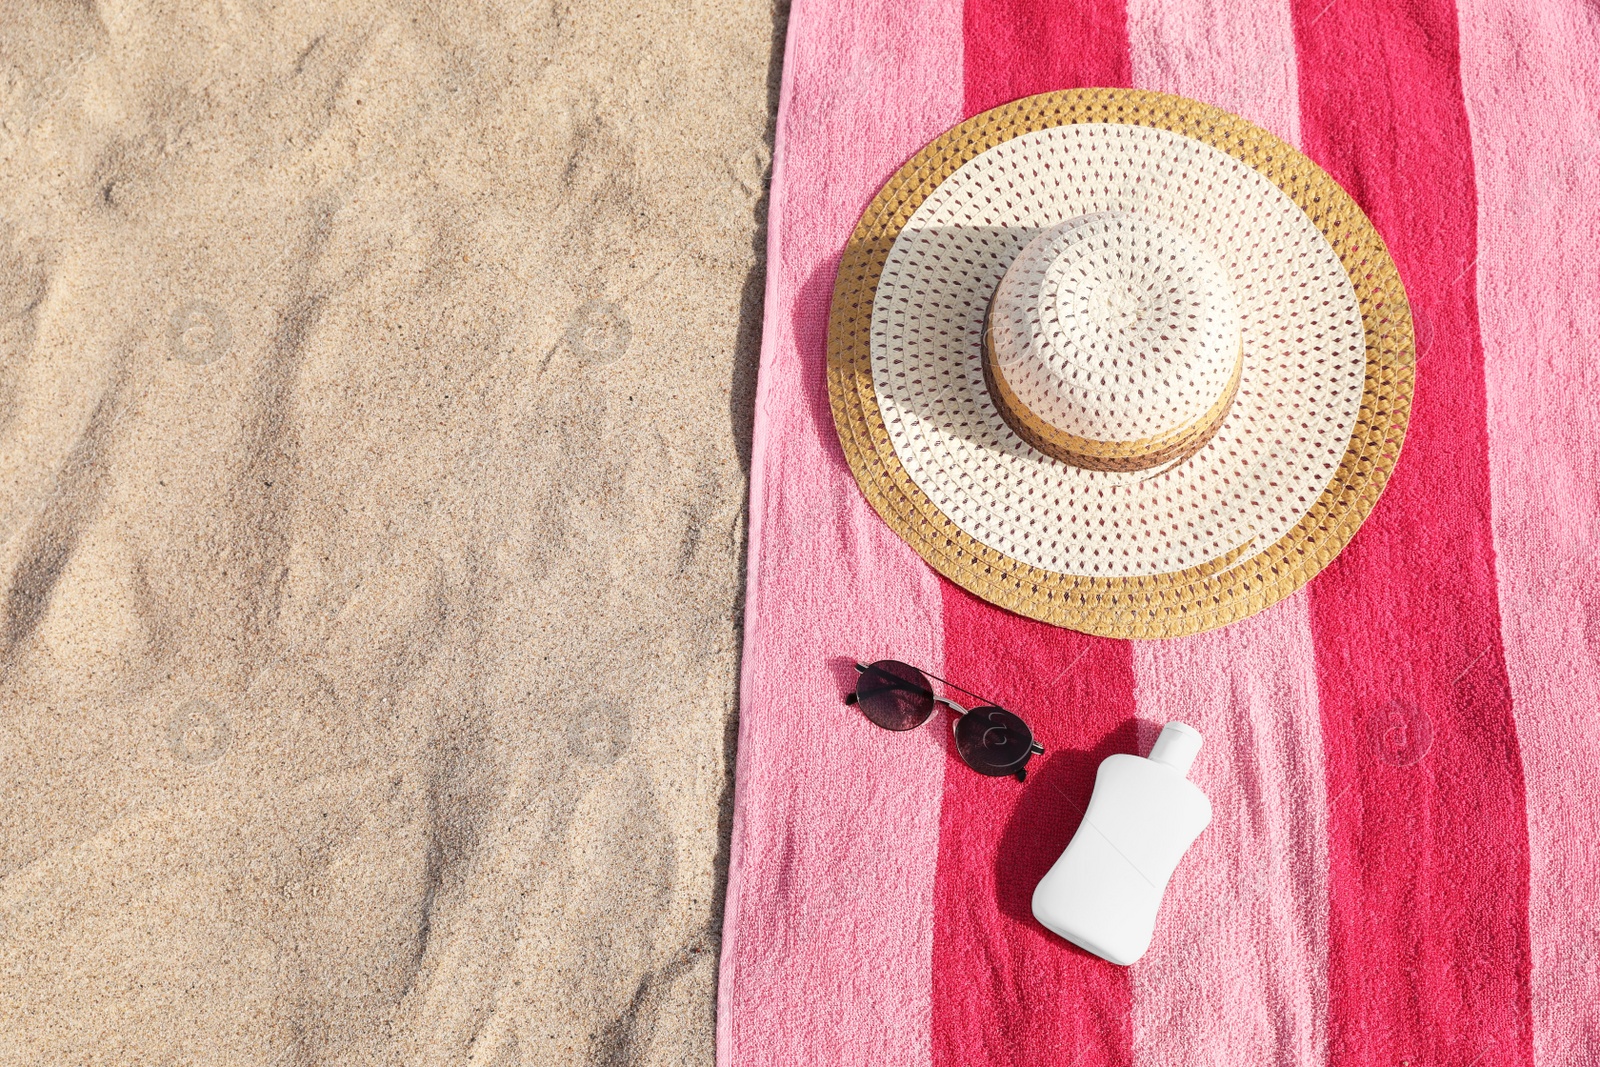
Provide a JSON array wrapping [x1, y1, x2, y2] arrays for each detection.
[[981, 303, 1243, 472]]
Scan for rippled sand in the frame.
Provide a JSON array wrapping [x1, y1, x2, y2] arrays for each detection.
[[0, 1, 780, 1062]]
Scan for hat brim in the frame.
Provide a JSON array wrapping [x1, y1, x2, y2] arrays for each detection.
[[827, 88, 1415, 639]]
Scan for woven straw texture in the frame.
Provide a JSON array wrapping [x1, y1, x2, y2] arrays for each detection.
[[986, 211, 1244, 449], [983, 324, 1243, 473], [826, 88, 1415, 638], [876, 121, 1365, 576]]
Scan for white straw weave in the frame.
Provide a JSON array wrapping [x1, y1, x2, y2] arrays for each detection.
[[870, 122, 1366, 578], [987, 210, 1241, 444]]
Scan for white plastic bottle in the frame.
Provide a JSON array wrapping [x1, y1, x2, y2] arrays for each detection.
[[1031, 722, 1212, 966]]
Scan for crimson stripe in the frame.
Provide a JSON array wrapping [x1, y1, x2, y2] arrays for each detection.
[[933, 588, 1139, 1067], [935, 8, 1135, 1066], [965, 0, 1132, 109], [1292, 1, 1534, 1064]]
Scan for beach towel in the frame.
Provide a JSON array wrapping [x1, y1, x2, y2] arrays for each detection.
[[717, 0, 1600, 1063]]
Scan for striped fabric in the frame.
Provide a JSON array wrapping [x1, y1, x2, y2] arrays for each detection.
[[717, 0, 1600, 1064]]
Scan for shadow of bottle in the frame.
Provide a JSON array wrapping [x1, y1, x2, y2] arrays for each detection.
[[992, 714, 1143, 949]]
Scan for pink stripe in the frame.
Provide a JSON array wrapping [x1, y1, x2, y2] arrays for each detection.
[[714, 1, 963, 1064], [1456, 0, 1600, 1059], [1125, 0, 1300, 144], [1123, 4, 1329, 1062], [1127, 596, 1329, 1064]]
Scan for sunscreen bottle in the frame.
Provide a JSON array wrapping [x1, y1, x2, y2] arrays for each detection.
[[1031, 722, 1212, 965]]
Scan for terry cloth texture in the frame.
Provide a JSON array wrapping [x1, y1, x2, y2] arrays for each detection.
[[718, 0, 1600, 1065]]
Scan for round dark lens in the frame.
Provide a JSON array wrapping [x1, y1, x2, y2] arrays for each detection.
[[855, 660, 936, 731], [954, 707, 1035, 776]]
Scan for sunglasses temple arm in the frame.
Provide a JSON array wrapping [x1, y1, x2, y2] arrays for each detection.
[[855, 661, 1008, 719], [864, 659, 998, 710], [855, 662, 945, 705]]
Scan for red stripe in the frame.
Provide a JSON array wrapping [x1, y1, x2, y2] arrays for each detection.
[[965, 0, 1132, 110], [932, 588, 1139, 1067], [1293, 1, 1534, 1064], [935, 8, 1135, 1066]]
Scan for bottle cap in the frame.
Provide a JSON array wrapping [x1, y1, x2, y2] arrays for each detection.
[[1148, 721, 1203, 777]]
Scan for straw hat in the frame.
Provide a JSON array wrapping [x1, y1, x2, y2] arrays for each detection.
[[828, 89, 1414, 638]]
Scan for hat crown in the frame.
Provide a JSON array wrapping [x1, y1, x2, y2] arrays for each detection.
[[983, 212, 1242, 470]]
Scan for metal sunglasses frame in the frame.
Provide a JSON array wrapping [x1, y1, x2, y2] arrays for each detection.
[[846, 659, 1045, 778]]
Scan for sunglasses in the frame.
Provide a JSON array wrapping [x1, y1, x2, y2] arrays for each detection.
[[846, 660, 1045, 781]]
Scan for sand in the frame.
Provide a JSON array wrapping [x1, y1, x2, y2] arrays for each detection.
[[0, 1, 782, 1062]]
